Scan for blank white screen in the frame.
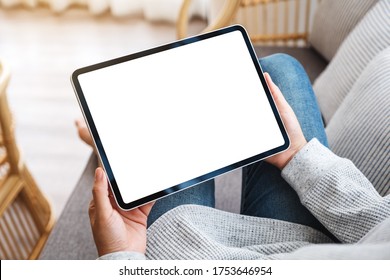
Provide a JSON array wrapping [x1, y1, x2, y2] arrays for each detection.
[[78, 30, 285, 204]]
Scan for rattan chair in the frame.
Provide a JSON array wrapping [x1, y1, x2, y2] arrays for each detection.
[[177, 0, 315, 46], [0, 60, 55, 259]]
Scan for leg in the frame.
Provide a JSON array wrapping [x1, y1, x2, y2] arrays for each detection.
[[241, 54, 334, 238], [147, 179, 215, 227]]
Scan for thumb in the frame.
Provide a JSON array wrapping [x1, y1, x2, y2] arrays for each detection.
[[264, 72, 296, 119], [264, 72, 287, 107], [92, 167, 113, 218]]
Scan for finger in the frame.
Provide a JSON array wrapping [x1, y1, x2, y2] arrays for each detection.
[[76, 118, 94, 147], [88, 199, 96, 224], [92, 167, 113, 217], [108, 190, 119, 209], [140, 201, 155, 216], [75, 118, 82, 127], [264, 72, 292, 113], [122, 201, 155, 218], [264, 73, 283, 102], [89, 199, 95, 214]]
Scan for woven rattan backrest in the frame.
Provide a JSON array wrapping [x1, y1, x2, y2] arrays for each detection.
[[234, 0, 313, 45], [178, 0, 316, 46]]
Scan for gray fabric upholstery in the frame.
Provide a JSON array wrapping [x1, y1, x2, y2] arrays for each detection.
[[313, 0, 390, 124], [40, 155, 98, 260], [326, 47, 390, 197], [309, 0, 378, 62], [40, 47, 328, 259]]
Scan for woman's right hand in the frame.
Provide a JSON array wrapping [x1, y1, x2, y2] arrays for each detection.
[[264, 73, 307, 170]]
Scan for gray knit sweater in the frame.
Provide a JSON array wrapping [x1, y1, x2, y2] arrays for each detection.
[[99, 139, 390, 260]]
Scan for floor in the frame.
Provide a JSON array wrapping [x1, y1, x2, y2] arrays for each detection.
[[0, 7, 207, 216]]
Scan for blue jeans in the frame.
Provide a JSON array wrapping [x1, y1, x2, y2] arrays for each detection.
[[147, 54, 331, 238]]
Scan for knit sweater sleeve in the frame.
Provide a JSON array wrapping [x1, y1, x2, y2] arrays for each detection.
[[281, 138, 390, 243], [97, 251, 146, 260]]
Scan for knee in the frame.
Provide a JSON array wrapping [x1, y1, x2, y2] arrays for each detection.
[[259, 53, 308, 87], [259, 53, 302, 72]]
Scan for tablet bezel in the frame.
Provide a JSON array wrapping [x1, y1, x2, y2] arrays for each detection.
[[71, 25, 290, 210]]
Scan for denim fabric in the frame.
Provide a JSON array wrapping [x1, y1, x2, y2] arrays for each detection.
[[148, 54, 330, 238], [147, 179, 215, 227], [241, 54, 333, 239]]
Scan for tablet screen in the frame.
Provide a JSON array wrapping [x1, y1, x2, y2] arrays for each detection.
[[72, 25, 289, 210]]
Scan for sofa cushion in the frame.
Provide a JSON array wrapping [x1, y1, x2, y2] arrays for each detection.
[[309, 0, 378, 61], [326, 47, 390, 197], [313, 0, 390, 124], [40, 155, 98, 260]]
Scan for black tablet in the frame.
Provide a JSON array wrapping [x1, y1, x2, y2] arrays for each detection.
[[71, 25, 289, 210]]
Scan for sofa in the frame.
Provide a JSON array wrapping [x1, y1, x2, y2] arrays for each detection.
[[40, 0, 389, 259]]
